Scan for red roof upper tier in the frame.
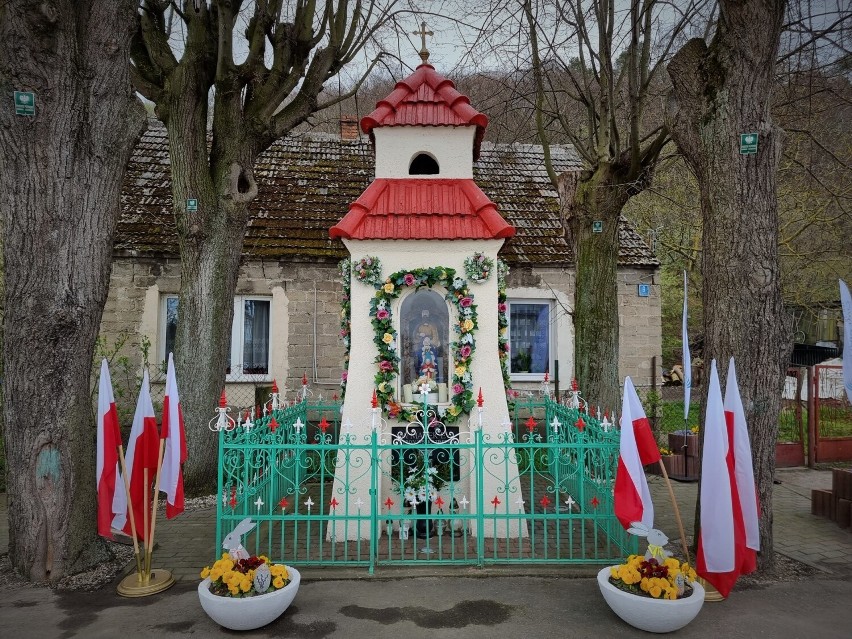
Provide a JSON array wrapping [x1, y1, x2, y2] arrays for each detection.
[[329, 179, 515, 241], [361, 64, 489, 159]]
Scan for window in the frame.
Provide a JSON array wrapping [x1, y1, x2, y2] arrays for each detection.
[[399, 289, 449, 388], [508, 301, 551, 378], [159, 295, 272, 379], [409, 152, 439, 175]]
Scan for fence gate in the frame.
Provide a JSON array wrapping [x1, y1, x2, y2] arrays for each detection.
[[217, 398, 636, 573], [813, 365, 852, 463]]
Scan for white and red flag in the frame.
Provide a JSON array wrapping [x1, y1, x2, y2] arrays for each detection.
[[112, 369, 160, 539], [614, 376, 661, 529], [696, 358, 758, 598], [161, 353, 187, 519], [96, 359, 122, 539]]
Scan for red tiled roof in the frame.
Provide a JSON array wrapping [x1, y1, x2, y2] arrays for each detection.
[[330, 178, 515, 240], [361, 64, 488, 159]]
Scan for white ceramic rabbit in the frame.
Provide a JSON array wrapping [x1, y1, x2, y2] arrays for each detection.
[[222, 517, 256, 561], [627, 521, 673, 562]]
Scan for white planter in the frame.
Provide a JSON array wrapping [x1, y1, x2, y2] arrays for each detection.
[[198, 566, 301, 631], [597, 567, 704, 634]]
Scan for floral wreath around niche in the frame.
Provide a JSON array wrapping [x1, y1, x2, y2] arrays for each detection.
[[463, 252, 494, 283], [353, 255, 383, 286], [496, 258, 513, 408], [338, 258, 352, 400], [371, 267, 477, 424]]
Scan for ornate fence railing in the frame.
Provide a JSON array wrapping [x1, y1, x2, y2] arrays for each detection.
[[216, 396, 635, 572]]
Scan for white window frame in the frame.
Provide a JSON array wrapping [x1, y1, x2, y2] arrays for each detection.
[[506, 298, 554, 382], [159, 294, 273, 382]]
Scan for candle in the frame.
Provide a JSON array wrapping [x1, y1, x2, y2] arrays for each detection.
[[403, 384, 413, 403], [438, 383, 448, 404]]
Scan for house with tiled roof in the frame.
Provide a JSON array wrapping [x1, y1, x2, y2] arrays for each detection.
[[104, 75, 660, 408]]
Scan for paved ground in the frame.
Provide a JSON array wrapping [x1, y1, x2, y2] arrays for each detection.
[[1, 467, 851, 638]]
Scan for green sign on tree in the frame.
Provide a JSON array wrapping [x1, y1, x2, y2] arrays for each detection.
[[739, 133, 758, 155], [14, 91, 35, 116], [186, 198, 198, 212]]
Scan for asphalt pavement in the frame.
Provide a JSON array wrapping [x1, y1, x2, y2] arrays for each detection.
[[1, 467, 850, 638]]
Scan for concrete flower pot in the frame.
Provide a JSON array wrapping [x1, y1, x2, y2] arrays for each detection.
[[198, 566, 301, 631], [597, 567, 704, 633]]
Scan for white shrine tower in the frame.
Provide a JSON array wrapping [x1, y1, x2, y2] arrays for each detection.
[[328, 42, 527, 541]]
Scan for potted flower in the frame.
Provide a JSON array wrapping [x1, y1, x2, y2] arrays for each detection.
[[198, 518, 300, 631], [597, 523, 704, 633], [393, 450, 450, 538]]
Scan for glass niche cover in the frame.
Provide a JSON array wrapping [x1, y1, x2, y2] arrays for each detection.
[[399, 289, 449, 401]]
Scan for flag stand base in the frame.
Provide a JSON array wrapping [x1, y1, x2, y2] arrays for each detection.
[[697, 577, 724, 602], [117, 569, 175, 598]]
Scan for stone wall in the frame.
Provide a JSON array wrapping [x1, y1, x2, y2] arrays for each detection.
[[99, 257, 659, 413]]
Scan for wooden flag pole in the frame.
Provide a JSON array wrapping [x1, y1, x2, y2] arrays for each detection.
[[142, 467, 149, 581], [658, 459, 691, 565], [116, 440, 175, 597], [116, 445, 142, 577], [146, 438, 166, 576]]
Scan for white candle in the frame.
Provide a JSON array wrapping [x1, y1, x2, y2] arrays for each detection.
[[403, 384, 413, 403], [438, 383, 448, 403]]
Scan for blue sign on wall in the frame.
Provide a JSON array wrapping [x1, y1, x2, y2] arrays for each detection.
[[638, 284, 650, 297]]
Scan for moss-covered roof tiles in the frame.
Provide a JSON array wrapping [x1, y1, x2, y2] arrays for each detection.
[[117, 123, 658, 268]]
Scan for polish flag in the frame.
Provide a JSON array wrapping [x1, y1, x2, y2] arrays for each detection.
[[725, 358, 760, 568], [614, 377, 661, 529], [161, 353, 187, 519], [696, 359, 757, 597], [112, 370, 160, 539], [96, 359, 122, 539]]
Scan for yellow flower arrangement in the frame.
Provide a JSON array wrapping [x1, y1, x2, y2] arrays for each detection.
[[608, 555, 697, 601], [383, 281, 395, 293], [200, 553, 290, 598], [382, 332, 394, 344], [462, 318, 474, 332]]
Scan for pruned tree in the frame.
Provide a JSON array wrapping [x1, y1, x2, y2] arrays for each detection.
[[130, 1, 396, 492], [0, 1, 146, 580], [665, 0, 790, 570], [522, 0, 712, 410]]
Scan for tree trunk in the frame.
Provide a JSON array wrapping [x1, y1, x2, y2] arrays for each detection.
[[0, 1, 146, 581], [558, 166, 629, 413], [666, 0, 790, 572]]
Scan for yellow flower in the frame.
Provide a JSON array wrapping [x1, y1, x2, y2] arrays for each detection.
[[383, 282, 394, 293], [455, 365, 466, 376], [240, 578, 252, 593], [378, 382, 387, 393], [228, 583, 240, 596], [664, 557, 680, 571], [273, 576, 285, 589], [462, 319, 474, 332], [200, 567, 211, 579], [209, 569, 222, 582], [649, 584, 663, 598], [667, 589, 678, 600], [382, 332, 394, 344], [448, 405, 459, 416]]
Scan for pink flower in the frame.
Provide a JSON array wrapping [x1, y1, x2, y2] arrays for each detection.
[[498, 303, 507, 313], [503, 343, 510, 352], [460, 297, 473, 308], [376, 309, 389, 320], [459, 345, 472, 358], [452, 383, 463, 394], [340, 329, 348, 337], [403, 273, 415, 286], [341, 371, 348, 381], [380, 360, 394, 372]]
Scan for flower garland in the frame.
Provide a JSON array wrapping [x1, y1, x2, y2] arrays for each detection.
[[353, 255, 383, 286], [339, 258, 352, 400], [370, 267, 477, 424], [497, 258, 513, 408], [463, 252, 494, 282]]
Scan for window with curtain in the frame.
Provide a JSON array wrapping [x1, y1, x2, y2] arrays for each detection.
[[508, 301, 551, 377], [160, 295, 271, 378]]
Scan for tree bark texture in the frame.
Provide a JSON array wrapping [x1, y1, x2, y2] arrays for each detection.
[[0, 0, 146, 580], [558, 165, 631, 414], [132, 1, 368, 493], [666, 0, 790, 571]]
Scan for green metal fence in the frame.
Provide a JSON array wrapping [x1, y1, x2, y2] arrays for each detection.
[[216, 397, 635, 573]]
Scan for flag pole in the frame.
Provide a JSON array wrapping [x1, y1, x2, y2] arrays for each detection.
[[116, 445, 142, 578], [657, 459, 691, 565], [142, 467, 149, 581], [146, 438, 166, 576]]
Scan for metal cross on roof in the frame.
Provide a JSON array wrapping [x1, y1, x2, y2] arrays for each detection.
[[413, 21, 434, 62]]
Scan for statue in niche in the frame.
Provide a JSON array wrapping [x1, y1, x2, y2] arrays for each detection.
[[417, 335, 437, 379], [400, 294, 448, 390]]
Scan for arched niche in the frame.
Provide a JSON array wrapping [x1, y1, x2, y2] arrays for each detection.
[[408, 152, 440, 175], [399, 289, 449, 389]]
